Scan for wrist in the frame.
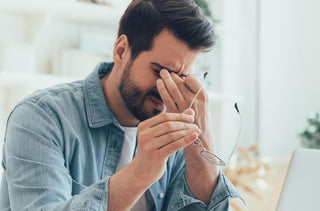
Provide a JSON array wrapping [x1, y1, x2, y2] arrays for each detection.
[[184, 141, 220, 174], [117, 160, 153, 190], [184, 144, 220, 205], [108, 163, 152, 211]]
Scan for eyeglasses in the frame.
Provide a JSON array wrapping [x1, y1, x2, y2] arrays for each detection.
[[189, 73, 243, 166]]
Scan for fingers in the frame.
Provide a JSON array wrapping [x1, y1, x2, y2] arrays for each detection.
[[170, 72, 202, 95], [139, 115, 199, 143], [179, 74, 208, 108], [157, 69, 187, 112], [138, 112, 199, 151], [156, 79, 177, 112], [153, 127, 200, 149], [150, 121, 199, 138], [170, 73, 191, 95], [157, 69, 206, 113], [159, 69, 185, 105], [159, 131, 199, 158], [183, 108, 195, 116], [185, 74, 202, 93], [137, 110, 200, 163], [139, 112, 194, 129]]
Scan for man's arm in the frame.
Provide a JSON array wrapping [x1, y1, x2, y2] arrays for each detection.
[[108, 112, 200, 210], [2, 101, 110, 210], [157, 69, 220, 205]]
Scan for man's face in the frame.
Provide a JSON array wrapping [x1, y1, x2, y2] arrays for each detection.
[[119, 29, 199, 121]]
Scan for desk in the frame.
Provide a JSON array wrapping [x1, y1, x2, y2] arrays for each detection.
[[229, 157, 290, 211]]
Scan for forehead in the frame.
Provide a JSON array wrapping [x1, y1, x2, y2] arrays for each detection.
[[139, 29, 199, 75]]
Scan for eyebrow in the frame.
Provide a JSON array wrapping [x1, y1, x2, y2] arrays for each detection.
[[151, 62, 188, 77]]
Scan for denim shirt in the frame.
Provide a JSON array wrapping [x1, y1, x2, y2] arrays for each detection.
[[0, 62, 242, 211]]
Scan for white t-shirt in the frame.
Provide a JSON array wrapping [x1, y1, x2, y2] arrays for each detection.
[[116, 126, 152, 211], [116, 126, 137, 172]]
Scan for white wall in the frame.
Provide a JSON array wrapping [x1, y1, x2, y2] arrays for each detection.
[[217, 0, 259, 159], [0, 0, 129, 183], [259, 0, 320, 156]]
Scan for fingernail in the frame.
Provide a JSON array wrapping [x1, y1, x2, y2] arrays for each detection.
[[193, 127, 200, 134], [192, 125, 200, 131], [189, 109, 195, 116], [192, 133, 198, 139], [160, 69, 168, 76], [187, 115, 194, 122]]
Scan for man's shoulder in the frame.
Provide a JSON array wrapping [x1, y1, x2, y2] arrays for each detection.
[[20, 80, 85, 107]]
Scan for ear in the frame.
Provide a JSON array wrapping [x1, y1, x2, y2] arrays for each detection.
[[113, 34, 131, 65]]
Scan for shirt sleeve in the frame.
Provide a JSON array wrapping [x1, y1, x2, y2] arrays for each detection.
[[1, 100, 110, 211], [164, 152, 244, 211]]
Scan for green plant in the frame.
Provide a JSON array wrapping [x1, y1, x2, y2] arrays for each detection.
[[194, 0, 219, 24], [194, 0, 212, 17], [299, 112, 320, 149]]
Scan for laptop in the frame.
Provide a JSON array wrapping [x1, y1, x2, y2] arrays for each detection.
[[276, 148, 320, 211]]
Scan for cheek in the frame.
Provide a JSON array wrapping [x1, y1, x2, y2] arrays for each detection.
[[132, 72, 158, 91], [129, 60, 158, 90]]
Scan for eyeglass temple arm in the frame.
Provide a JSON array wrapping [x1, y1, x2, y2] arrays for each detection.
[[188, 73, 243, 165], [227, 103, 243, 161]]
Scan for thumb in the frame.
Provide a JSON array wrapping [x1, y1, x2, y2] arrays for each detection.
[[183, 108, 195, 116]]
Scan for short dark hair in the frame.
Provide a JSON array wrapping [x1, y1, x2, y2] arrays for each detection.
[[118, 0, 215, 60]]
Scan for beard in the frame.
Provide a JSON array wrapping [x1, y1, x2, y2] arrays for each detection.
[[119, 60, 163, 121]]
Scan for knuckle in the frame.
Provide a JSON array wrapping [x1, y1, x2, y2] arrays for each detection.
[[161, 113, 170, 121], [169, 86, 179, 95], [138, 131, 147, 143], [164, 122, 174, 130], [137, 122, 145, 131]]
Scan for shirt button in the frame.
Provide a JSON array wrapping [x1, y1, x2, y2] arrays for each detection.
[[158, 193, 164, 199]]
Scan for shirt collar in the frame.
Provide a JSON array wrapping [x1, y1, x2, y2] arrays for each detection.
[[83, 62, 123, 130]]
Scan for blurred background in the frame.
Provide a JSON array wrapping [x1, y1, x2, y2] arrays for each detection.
[[0, 0, 319, 210]]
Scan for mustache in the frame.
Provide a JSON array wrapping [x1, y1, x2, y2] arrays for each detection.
[[148, 89, 162, 102]]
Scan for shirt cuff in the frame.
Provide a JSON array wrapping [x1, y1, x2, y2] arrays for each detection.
[[172, 170, 244, 210], [69, 176, 110, 211]]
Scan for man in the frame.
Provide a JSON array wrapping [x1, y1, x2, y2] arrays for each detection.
[[0, 0, 242, 210]]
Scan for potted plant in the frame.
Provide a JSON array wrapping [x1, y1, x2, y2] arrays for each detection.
[[299, 112, 320, 149]]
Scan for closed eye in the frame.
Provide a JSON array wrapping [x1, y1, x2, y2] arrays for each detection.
[[151, 64, 188, 78], [152, 69, 161, 77], [152, 69, 180, 78]]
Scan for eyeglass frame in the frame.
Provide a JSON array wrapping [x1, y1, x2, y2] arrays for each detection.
[[188, 73, 243, 166]]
